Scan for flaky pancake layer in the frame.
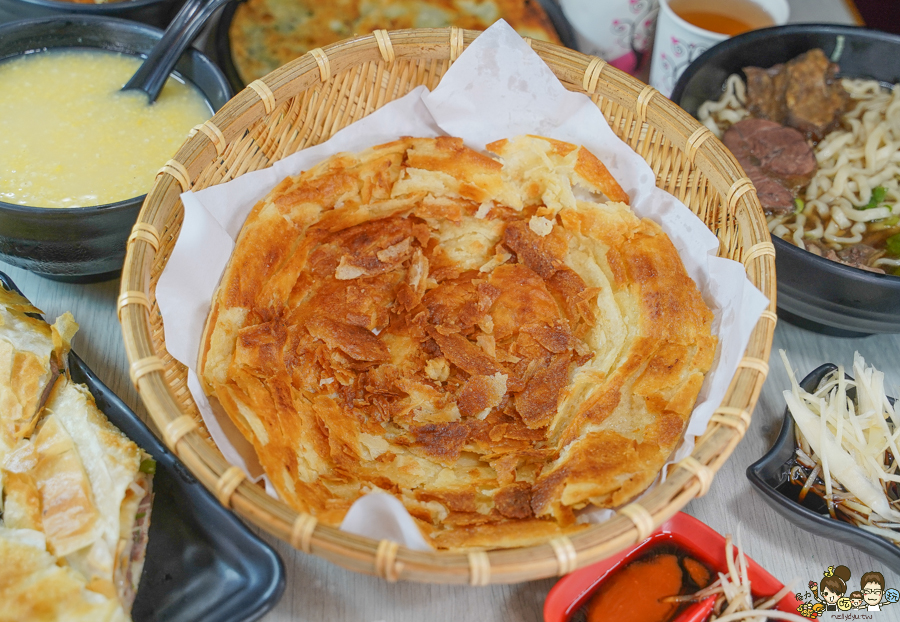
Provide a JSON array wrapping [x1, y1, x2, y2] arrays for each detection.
[[0, 291, 153, 616], [200, 136, 716, 549]]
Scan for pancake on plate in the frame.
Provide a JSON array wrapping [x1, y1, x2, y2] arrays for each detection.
[[229, 0, 561, 83], [0, 288, 154, 620], [199, 135, 717, 549]]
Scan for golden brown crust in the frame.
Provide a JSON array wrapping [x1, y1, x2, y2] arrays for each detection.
[[0, 289, 60, 452], [229, 0, 561, 84], [0, 530, 127, 622], [0, 289, 150, 616], [201, 135, 716, 549]]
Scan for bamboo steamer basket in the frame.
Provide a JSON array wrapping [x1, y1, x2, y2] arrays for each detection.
[[119, 27, 776, 585]]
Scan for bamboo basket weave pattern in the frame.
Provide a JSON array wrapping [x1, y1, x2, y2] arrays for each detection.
[[119, 27, 776, 584]]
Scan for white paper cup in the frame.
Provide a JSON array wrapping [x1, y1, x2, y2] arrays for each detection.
[[559, 0, 659, 75], [649, 0, 789, 97]]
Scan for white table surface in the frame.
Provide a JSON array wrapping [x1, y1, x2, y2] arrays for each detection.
[[6, 0, 900, 620]]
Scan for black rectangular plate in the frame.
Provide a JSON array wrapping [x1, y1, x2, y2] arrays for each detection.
[[0, 270, 285, 622]]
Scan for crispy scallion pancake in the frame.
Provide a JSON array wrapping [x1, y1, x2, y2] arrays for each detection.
[[229, 0, 560, 83], [0, 288, 76, 460], [200, 135, 716, 549], [0, 292, 154, 617], [0, 528, 128, 622]]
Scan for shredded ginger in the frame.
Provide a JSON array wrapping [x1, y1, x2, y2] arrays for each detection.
[[665, 527, 807, 622], [781, 351, 900, 533]]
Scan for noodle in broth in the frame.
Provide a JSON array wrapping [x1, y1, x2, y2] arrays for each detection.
[[699, 74, 900, 274]]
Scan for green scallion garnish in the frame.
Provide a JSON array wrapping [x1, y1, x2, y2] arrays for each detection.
[[885, 232, 900, 256], [861, 186, 888, 210]]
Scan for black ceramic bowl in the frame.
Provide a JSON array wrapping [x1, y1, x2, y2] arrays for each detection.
[[747, 363, 900, 575], [0, 271, 286, 621], [0, 16, 232, 283], [213, 0, 578, 92], [671, 25, 900, 337], [0, 0, 185, 29]]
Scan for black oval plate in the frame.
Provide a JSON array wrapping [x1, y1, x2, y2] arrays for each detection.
[[213, 0, 578, 92], [0, 271, 285, 622], [747, 363, 900, 574]]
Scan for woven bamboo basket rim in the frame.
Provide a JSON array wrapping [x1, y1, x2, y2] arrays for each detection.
[[119, 26, 776, 584]]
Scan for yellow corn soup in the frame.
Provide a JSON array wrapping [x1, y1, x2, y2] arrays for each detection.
[[0, 49, 212, 208]]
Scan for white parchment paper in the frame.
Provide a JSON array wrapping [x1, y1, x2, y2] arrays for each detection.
[[156, 21, 769, 550]]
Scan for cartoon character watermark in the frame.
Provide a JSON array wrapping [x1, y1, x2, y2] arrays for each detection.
[[795, 565, 899, 618], [859, 572, 897, 612], [817, 565, 852, 611]]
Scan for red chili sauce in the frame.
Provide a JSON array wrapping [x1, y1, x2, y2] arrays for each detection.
[[572, 545, 713, 622]]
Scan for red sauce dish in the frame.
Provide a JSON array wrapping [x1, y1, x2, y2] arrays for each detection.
[[543, 512, 803, 622]]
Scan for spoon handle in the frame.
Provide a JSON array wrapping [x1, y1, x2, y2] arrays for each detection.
[[123, 0, 234, 102]]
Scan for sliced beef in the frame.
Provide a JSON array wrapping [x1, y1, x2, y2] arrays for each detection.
[[744, 49, 849, 141], [837, 244, 885, 273], [743, 170, 795, 216], [722, 118, 817, 216], [783, 49, 849, 141], [745, 65, 789, 124], [741, 118, 818, 188], [807, 241, 886, 273]]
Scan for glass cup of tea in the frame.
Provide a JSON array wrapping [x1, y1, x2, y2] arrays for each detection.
[[648, 0, 789, 97]]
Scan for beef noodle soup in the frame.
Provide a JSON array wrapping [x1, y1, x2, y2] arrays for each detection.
[[698, 49, 900, 275]]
